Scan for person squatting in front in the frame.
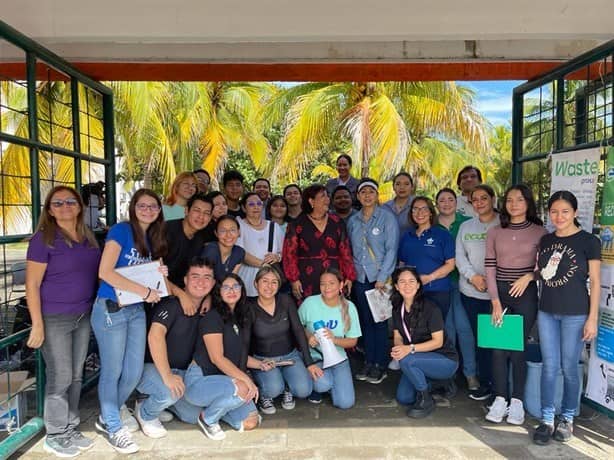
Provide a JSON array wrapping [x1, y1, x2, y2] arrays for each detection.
[[134, 257, 244, 439], [390, 267, 459, 418], [299, 269, 362, 408]]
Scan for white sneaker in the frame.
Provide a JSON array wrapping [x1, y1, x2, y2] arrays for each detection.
[[120, 404, 139, 433], [506, 398, 525, 425], [135, 400, 168, 438], [388, 359, 401, 371], [158, 410, 174, 423], [106, 427, 139, 454], [485, 396, 508, 423]]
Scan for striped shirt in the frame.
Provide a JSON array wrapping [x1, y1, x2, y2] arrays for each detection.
[[485, 221, 547, 301]]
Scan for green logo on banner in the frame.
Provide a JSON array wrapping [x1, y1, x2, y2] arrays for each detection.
[[601, 147, 614, 225]]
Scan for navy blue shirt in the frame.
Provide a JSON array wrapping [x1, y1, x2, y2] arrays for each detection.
[[397, 226, 455, 292]]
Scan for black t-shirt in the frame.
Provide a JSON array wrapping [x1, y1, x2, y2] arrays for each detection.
[[392, 299, 458, 361], [144, 297, 200, 370], [165, 219, 210, 288], [193, 307, 246, 376], [201, 242, 245, 282], [227, 207, 246, 219], [243, 294, 313, 365], [538, 230, 601, 315]]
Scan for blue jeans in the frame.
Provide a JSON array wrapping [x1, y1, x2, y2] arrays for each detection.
[[136, 363, 202, 423], [40, 313, 91, 437], [460, 293, 493, 387], [312, 359, 354, 409], [91, 298, 146, 434], [252, 349, 313, 399], [396, 352, 458, 405], [183, 363, 254, 428], [445, 283, 477, 378], [352, 281, 389, 368], [538, 311, 586, 424]]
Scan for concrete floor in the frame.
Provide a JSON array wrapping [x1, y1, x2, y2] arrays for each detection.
[[14, 365, 614, 459]]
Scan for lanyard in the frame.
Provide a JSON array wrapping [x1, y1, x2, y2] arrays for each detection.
[[400, 302, 412, 344]]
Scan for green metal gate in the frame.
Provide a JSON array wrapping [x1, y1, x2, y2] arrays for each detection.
[[512, 40, 614, 221], [0, 20, 115, 458]]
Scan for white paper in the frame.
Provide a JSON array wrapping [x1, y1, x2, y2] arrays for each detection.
[[114, 261, 168, 306], [365, 286, 393, 323]]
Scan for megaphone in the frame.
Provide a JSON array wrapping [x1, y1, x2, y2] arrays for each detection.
[[313, 320, 347, 369]]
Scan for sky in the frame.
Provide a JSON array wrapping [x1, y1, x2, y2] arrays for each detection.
[[459, 80, 524, 128]]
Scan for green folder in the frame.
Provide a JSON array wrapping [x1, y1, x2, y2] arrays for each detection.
[[477, 314, 524, 351]]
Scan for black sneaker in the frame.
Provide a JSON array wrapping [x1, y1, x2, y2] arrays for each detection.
[[307, 391, 322, 404], [94, 416, 109, 434], [197, 412, 226, 441], [407, 390, 435, 418], [468, 386, 492, 401], [355, 363, 371, 381], [366, 365, 387, 384], [442, 378, 457, 399], [533, 423, 554, 445], [554, 418, 573, 442]]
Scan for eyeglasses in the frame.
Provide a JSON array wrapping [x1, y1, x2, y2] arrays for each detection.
[[217, 228, 238, 235], [411, 206, 430, 214], [221, 283, 242, 293], [50, 198, 79, 208], [135, 203, 161, 212], [397, 279, 418, 286], [246, 201, 264, 207]]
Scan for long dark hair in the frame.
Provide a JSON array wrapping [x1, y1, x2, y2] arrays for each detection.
[[408, 196, 436, 227], [128, 189, 168, 259], [390, 267, 426, 329], [212, 273, 247, 323], [548, 190, 581, 227], [499, 184, 543, 228]]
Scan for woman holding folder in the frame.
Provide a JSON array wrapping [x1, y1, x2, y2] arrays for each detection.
[[92, 189, 168, 454], [532, 191, 600, 445], [484, 184, 546, 425]]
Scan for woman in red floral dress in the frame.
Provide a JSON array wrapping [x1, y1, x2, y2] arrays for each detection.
[[282, 184, 356, 303]]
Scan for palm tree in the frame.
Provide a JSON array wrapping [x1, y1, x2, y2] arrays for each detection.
[[265, 81, 489, 188]]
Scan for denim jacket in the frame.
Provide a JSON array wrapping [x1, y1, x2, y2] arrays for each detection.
[[347, 206, 399, 283]]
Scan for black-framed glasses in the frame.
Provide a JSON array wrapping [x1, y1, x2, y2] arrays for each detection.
[[50, 198, 79, 208]]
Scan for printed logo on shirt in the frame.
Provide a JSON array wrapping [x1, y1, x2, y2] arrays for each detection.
[[233, 324, 239, 335], [323, 319, 339, 330], [425, 237, 435, 247], [463, 232, 487, 241], [372, 227, 381, 236], [540, 243, 578, 287], [157, 310, 169, 320], [124, 248, 152, 266]]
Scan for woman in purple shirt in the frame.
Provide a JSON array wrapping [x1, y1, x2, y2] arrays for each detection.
[[26, 186, 101, 457]]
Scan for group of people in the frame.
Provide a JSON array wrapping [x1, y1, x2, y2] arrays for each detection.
[[24, 155, 600, 457]]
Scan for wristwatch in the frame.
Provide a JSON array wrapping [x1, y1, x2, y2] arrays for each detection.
[[410, 344, 416, 354]]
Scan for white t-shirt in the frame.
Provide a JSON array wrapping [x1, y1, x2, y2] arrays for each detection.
[[236, 219, 284, 296]]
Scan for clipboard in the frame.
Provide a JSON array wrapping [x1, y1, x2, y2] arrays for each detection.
[[477, 313, 524, 351], [114, 261, 168, 306]]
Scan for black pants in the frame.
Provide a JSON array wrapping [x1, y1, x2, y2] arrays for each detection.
[[492, 281, 537, 400]]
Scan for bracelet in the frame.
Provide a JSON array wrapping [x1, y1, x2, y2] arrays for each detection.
[[143, 287, 151, 300]]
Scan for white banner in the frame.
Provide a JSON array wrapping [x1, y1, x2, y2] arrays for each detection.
[[549, 147, 600, 231]]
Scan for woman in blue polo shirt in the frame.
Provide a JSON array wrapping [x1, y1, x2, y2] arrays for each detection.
[[397, 196, 455, 321]]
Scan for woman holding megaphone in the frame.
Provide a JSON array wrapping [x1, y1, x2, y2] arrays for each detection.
[[298, 269, 362, 409]]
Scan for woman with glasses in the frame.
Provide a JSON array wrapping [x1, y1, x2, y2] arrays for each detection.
[[237, 192, 284, 297], [484, 184, 546, 426], [283, 184, 355, 302], [26, 186, 101, 457], [202, 215, 245, 282], [397, 196, 455, 322], [390, 267, 458, 418], [162, 172, 198, 221], [243, 266, 316, 415], [92, 189, 168, 454], [191, 274, 260, 435]]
